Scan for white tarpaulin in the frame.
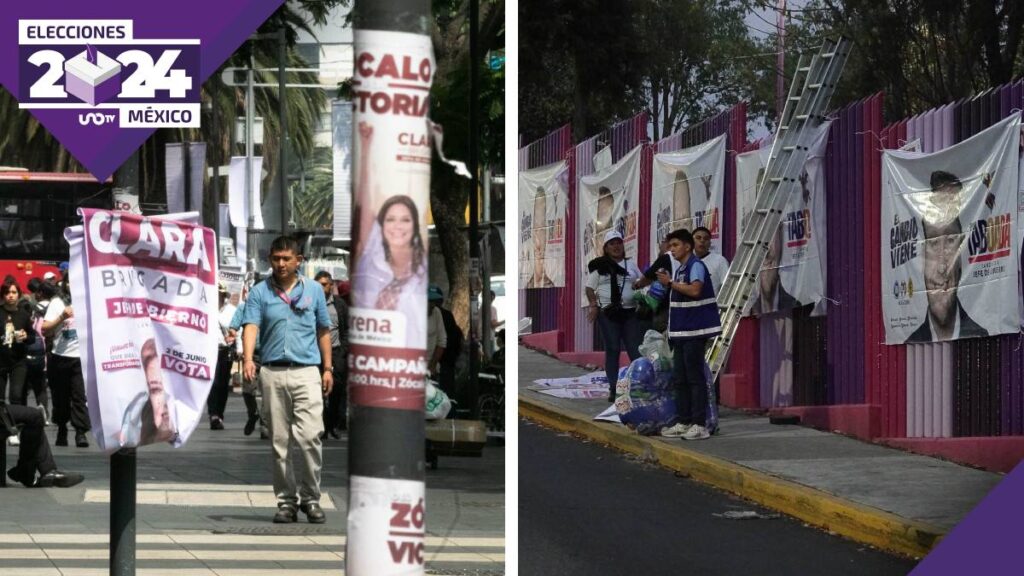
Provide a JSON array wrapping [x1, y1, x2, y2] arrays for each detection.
[[66, 210, 218, 453], [519, 160, 568, 289], [228, 156, 264, 230], [579, 145, 642, 302], [744, 122, 831, 315], [651, 134, 726, 261], [881, 113, 1020, 344]]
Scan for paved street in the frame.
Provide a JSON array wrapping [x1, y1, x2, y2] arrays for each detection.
[[520, 419, 918, 575], [0, 393, 505, 575]]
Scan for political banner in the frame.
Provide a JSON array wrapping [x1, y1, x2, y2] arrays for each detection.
[[579, 145, 642, 302], [881, 113, 1020, 344], [651, 134, 726, 261], [65, 209, 218, 453], [735, 146, 771, 255], [748, 122, 831, 316], [518, 160, 567, 289]]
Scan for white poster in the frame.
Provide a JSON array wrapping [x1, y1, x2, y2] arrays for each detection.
[[112, 189, 141, 215], [228, 156, 264, 230], [749, 122, 831, 315], [519, 160, 567, 289], [579, 145, 642, 302], [651, 134, 726, 261], [735, 146, 771, 255], [881, 113, 1020, 344], [66, 210, 218, 453]]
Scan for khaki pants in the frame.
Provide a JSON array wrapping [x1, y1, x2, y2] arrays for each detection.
[[260, 366, 323, 505]]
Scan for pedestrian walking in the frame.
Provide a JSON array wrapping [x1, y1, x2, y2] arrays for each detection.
[[426, 285, 448, 385], [3, 402, 83, 488], [241, 236, 333, 524], [585, 229, 643, 401], [431, 287, 463, 395], [1, 279, 36, 411], [22, 279, 51, 424], [43, 274, 91, 448], [657, 228, 721, 441], [315, 271, 349, 438], [207, 283, 237, 430]]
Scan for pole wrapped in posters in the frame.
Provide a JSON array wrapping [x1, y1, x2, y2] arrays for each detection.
[[881, 113, 1020, 344], [65, 210, 218, 453], [519, 160, 567, 289], [347, 29, 433, 575], [650, 134, 726, 262], [745, 122, 831, 316], [579, 145, 641, 301]]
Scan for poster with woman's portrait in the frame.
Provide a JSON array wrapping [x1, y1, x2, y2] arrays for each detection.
[[579, 145, 642, 304], [651, 134, 726, 262], [66, 210, 218, 453], [519, 160, 568, 289]]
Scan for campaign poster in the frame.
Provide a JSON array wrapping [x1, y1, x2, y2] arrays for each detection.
[[881, 113, 1020, 344], [651, 134, 726, 261], [66, 210, 218, 453], [578, 145, 642, 302], [519, 160, 567, 289], [735, 145, 771, 254], [749, 122, 831, 316], [346, 29, 432, 575]]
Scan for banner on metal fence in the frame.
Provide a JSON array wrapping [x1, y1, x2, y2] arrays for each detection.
[[881, 113, 1021, 344], [578, 145, 642, 301], [737, 122, 830, 316], [651, 134, 726, 262], [519, 160, 567, 289], [66, 210, 218, 453]]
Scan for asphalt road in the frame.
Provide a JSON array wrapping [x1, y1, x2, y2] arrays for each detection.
[[519, 418, 919, 576]]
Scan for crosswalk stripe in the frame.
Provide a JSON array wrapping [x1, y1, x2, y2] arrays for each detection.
[[82, 489, 339, 509], [0, 533, 505, 548], [0, 570, 484, 576]]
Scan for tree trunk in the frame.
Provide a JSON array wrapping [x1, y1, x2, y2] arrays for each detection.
[[431, 162, 471, 333]]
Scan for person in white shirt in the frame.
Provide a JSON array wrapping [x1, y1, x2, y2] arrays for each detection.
[[585, 229, 643, 401], [208, 283, 238, 430], [692, 226, 730, 298], [42, 275, 91, 448]]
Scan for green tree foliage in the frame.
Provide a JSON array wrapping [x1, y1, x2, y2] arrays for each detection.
[[766, 0, 1024, 121]]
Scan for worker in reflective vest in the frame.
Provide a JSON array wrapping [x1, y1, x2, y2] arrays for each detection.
[[656, 228, 721, 441]]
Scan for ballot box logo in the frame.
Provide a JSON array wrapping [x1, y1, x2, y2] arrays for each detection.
[[64, 45, 122, 106]]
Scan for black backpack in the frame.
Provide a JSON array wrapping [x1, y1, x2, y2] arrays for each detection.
[[439, 307, 463, 365]]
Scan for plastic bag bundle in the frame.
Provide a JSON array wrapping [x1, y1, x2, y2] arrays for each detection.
[[637, 330, 672, 372], [616, 356, 678, 433], [425, 381, 452, 420], [619, 396, 678, 433]]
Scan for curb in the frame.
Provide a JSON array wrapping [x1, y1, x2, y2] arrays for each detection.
[[520, 394, 946, 559]]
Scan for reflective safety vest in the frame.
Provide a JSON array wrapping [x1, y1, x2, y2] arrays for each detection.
[[667, 255, 722, 340]]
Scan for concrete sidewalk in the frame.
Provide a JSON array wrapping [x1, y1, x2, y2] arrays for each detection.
[[518, 345, 1003, 559]]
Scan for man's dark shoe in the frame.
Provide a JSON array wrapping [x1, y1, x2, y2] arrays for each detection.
[[210, 416, 224, 430], [75, 432, 89, 448], [55, 426, 68, 447], [35, 470, 84, 488], [300, 502, 326, 524], [244, 414, 259, 436], [7, 466, 35, 487], [329, 428, 342, 439], [273, 504, 298, 524]]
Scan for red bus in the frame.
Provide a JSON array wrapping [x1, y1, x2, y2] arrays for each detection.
[[0, 170, 112, 286]]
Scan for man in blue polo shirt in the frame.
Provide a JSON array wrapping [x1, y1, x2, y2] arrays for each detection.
[[242, 236, 333, 524]]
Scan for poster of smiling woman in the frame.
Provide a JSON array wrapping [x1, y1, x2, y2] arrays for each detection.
[[881, 112, 1020, 344], [519, 160, 568, 289]]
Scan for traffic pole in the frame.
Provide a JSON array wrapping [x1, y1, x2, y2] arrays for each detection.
[[112, 155, 139, 576], [347, 1, 432, 575]]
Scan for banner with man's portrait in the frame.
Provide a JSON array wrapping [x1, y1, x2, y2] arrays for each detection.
[[519, 160, 568, 289], [881, 113, 1020, 344], [578, 145, 642, 302], [741, 122, 831, 316], [651, 134, 726, 262]]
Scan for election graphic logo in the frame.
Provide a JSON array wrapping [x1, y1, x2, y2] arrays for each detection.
[[18, 20, 199, 129]]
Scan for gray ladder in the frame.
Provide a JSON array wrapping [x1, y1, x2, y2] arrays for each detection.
[[706, 36, 851, 382]]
